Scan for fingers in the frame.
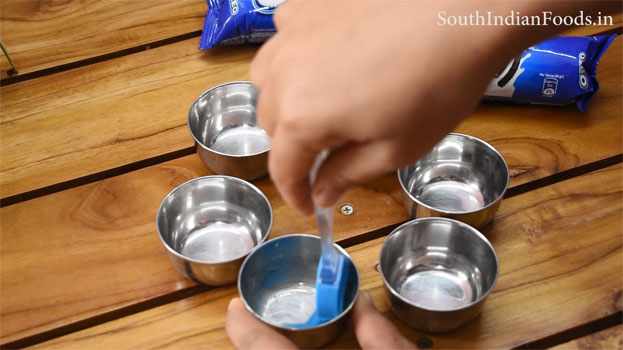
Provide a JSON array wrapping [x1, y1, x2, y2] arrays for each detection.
[[249, 38, 282, 150], [272, 0, 294, 30], [312, 140, 402, 207], [255, 85, 278, 136], [225, 297, 298, 350], [249, 35, 281, 89], [353, 292, 416, 350], [268, 126, 322, 216], [249, 0, 295, 88]]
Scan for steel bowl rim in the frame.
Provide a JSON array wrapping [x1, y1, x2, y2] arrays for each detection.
[[397, 132, 510, 215], [238, 233, 360, 331], [155, 175, 273, 265], [378, 217, 499, 312], [187, 81, 271, 158]]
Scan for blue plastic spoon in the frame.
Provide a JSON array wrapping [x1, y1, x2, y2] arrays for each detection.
[[290, 151, 348, 328]]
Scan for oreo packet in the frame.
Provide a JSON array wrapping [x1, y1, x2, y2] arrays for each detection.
[[484, 34, 616, 111], [200, 0, 284, 49]]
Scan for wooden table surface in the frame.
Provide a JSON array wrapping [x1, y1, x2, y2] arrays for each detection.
[[1, 2, 621, 349]]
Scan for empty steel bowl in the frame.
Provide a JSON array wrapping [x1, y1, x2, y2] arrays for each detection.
[[188, 81, 270, 180], [156, 176, 272, 286], [238, 234, 359, 348], [398, 133, 509, 228], [379, 218, 498, 332]]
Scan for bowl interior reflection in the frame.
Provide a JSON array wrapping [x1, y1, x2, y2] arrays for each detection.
[[188, 82, 270, 157], [239, 235, 359, 328], [157, 176, 272, 263], [400, 134, 508, 214], [388, 249, 482, 310], [380, 218, 498, 311]]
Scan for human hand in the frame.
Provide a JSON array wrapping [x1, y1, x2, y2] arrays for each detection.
[[250, 0, 528, 215], [225, 291, 416, 349]]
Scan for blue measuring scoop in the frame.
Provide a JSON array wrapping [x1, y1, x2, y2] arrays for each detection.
[[289, 151, 348, 328]]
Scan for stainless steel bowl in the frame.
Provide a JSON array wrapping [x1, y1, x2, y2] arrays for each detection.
[[398, 133, 509, 228], [188, 82, 270, 180], [238, 234, 359, 348], [156, 176, 272, 286], [379, 218, 498, 332]]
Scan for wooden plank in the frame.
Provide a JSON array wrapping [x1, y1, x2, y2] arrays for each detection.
[[2, 33, 621, 200], [549, 325, 622, 350], [1, 39, 621, 347], [332, 165, 623, 349], [0, 157, 408, 345], [0, 0, 205, 79], [29, 164, 622, 349]]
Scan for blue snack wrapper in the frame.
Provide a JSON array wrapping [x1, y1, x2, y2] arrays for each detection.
[[200, 0, 284, 49], [484, 34, 616, 111]]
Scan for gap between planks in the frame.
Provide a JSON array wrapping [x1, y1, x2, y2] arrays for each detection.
[[2, 158, 621, 348], [1, 150, 620, 209], [515, 311, 622, 349], [0, 286, 209, 350], [1, 30, 202, 87], [0, 146, 195, 207], [0, 26, 621, 206], [0, 217, 399, 349], [1, 23, 620, 87], [1, 20, 621, 349]]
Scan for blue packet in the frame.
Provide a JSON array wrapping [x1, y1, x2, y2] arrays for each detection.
[[200, 0, 284, 49], [484, 34, 616, 111]]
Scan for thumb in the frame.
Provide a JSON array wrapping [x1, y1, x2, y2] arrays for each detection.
[[352, 291, 416, 350]]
